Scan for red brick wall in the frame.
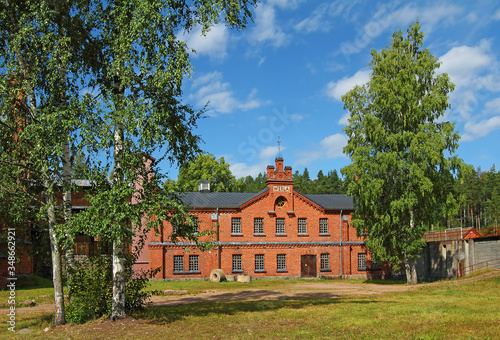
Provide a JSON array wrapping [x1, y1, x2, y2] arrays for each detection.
[[147, 159, 382, 280], [149, 189, 381, 280]]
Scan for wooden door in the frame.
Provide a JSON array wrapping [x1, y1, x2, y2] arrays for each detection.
[[301, 255, 317, 278]]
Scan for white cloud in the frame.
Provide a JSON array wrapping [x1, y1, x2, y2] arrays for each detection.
[[178, 25, 229, 61], [338, 112, 350, 126], [339, 3, 462, 57], [493, 8, 500, 20], [230, 145, 283, 178], [320, 133, 348, 159], [258, 57, 266, 67], [295, 2, 361, 34], [250, 3, 288, 47], [325, 69, 370, 101], [439, 39, 495, 89], [189, 72, 268, 115], [290, 114, 304, 122], [260, 145, 281, 159], [484, 97, 500, 114], [438, 40, 500, 138], [294, 3, 332, 33], [268, 0, 305, 10], [230, 162, 267, 179], [462, 116, 500, 142], [295, 133, 347, 166]]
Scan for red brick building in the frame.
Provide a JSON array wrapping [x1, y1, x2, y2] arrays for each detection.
[[148, 157, 382, 280]]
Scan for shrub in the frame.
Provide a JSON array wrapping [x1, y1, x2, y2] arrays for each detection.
[[66, 255, 156, 324]]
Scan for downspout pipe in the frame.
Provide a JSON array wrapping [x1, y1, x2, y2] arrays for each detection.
[[340, 210, 343, 278], [217, 207, 221, 269]]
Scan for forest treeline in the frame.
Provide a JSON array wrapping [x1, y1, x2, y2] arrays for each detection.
[[237, 168, 348, 195], [172, 154, 500, 231]]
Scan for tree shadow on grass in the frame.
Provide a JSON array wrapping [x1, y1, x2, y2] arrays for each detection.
[[135, 290, 380, 325], [361, 279, 407, 285], [16, 311, 53, 330]]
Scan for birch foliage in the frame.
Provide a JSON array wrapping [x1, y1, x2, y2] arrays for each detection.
[[72, 0, 257, 319], [341, 22, 461, 284], [0, 0, 93, 325]]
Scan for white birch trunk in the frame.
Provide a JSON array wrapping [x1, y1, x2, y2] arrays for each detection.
[[62, 138, 75, 298], [405, 210, 418, 284], [111, 112, 126, 319], [111, 236, 126, 319], [45, 189, 66, 325], [404, 254, 418, 285]]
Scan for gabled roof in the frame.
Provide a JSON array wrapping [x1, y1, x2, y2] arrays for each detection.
[[301, 194, 353, 210], [178, 188, 353, 211], [178, 188, 269, 209], [463, 228, 481, 239]]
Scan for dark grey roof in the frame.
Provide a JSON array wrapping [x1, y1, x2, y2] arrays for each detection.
[[301, 194, 354, 210], [179, 188, 269, 209], [178, 188, 353, 211]]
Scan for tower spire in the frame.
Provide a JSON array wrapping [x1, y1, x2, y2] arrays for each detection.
[[276, 136, 283, 160]]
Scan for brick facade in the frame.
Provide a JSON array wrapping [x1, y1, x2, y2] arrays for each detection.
[[146, 158, 382, 281]]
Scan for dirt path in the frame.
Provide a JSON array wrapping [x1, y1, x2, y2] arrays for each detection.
[[14, 270, 500, 314], [149, 281, 418, 307]]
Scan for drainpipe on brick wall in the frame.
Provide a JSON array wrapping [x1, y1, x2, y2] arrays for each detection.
[[340, 210, 343, 278], [217, 207, 221, 269], [162, 230, 166, 280]]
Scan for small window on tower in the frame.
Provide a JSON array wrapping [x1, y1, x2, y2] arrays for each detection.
[[275, 197, 286, 208]]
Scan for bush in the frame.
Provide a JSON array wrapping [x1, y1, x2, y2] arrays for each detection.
[[66, 255, 155, 324]]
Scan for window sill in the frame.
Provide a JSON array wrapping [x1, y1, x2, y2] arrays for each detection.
[[319, 233, 330, 237], [358, 267, 367, 271], [254, 270, 266, 273], [276, 269, 288, 273], [253, 233, 266, 237], [232, 270, 244, 274], [297, 233, 309, 237], [320, 268, 332, 272], [275, 233, 287, 237], [231, 233, 244, 237], [173, 271, 201, 275]]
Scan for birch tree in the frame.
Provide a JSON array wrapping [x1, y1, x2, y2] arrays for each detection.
[[0, 0, 92, 325], [75, 0, 257, 320], [341, 21, 461, 284]]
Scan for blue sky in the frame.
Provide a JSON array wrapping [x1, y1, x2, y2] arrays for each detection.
[[163, 0, 500, 180]]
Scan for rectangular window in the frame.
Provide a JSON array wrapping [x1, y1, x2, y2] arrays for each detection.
[[276, 218, 285, 234], [277, 254, 286, 271], [255, 254, 265, 272], [192, 217, 198, 233], [319, 218, 328, 234], [254, 218, 264, 234], [320, 253, 330, 270], [232, 254, 242, 272], [231, 217, 242, 234], [173, 255, 183, 272], [189, 255, 199, 272], [358, 253, 367, 270], [298, 218, 307, 234]]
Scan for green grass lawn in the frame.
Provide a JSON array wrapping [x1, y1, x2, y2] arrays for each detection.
[[0, 275, 56, 307], [2, 274, 499, 339]]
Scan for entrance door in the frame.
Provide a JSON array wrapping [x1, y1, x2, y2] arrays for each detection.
[[301, 255, 317, 278]]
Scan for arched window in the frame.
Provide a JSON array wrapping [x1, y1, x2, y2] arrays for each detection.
[[275, 196, 287, 209]]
